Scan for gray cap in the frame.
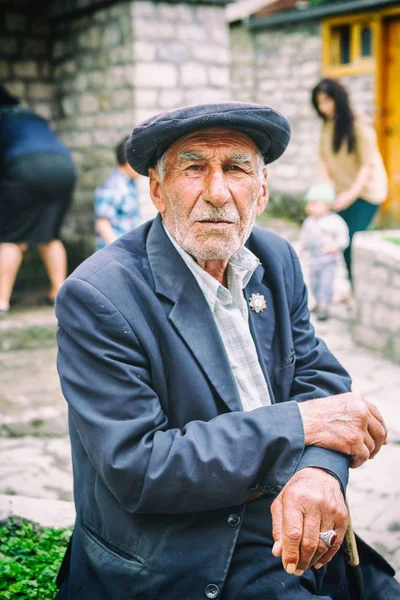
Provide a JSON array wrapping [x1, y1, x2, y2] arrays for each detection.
[[125, 102, 291, 176]]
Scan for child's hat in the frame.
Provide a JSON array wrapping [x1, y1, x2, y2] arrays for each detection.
[[304, 183, 335, 205]]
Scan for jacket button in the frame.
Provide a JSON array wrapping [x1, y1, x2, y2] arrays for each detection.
[[205, 583, 220, 598], [227, 513, 241, 527]]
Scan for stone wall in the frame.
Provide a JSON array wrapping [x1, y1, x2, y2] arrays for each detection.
[[0, 0, 55, 120], [229, 20, 376, 199], [52, 1, 136, 242], [352, 231, 400, 363], [51, 0, 230, 234], [131, 0, 231, 219]]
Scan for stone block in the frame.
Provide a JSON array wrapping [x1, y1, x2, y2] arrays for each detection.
[[135, 21, 175, 41], [98, 90, 112, 111], [64, 131, 92, 149], [208, 66, 229, 88], [80, 52, 106, 70], [21, 37, 47, 57], [6, 81, 25, 98], [103, 24, 122, 47], [79, 169, 100, 188], [192, 44, 229, 65], [176, 24, 208, 42], [108, 45, 133, 65], [183, 88, 228, 106], [391, 335, 400, 363], [13, 60, 38, 79], [32, 17, 50, 35], [158, 42, 189, 63], [112, 89, 134, 109], [209, 26, 229, 47], [158, 89, 184, 109], [107, 65, 126, 88], [392, 272, 400, 288], [78, 27, 102, 50], [0, 60, 9, 77], [87, 70, 105, 89], [133, 1, 155, 18], [92, 129, 120, 146], [195, 6, 223, 24], [135, 108, 159, 124], [79, 93, 100, 114], [136, 63, 178, 88], [366, 265, 389, 284], [5, 12, 26, 32], [33, 102, 52, 120], [134, 88, 158, 108], [180, 62, 207, 87], [133, 40, 156, 62], [158, 4, 180, 22], [351, 325, 388, 353], [27, 82, 55, 101], [0, 37, 18, 56]]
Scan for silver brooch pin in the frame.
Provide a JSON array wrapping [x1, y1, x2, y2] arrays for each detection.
[[249, 293, 267, 313]]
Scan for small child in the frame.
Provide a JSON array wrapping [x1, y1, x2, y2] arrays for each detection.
[[299, 183, 349, 321]]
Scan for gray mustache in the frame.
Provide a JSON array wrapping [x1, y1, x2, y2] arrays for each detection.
[[191, 209, 239, 223]]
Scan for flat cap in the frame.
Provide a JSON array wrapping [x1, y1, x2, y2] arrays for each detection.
[[125, 102, 291, 176]]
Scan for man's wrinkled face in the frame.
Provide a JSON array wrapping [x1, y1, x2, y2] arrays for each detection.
[[149, 128, 269, 261]]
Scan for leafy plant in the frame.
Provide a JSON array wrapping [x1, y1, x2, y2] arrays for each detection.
[[0, 517, 72, 600]]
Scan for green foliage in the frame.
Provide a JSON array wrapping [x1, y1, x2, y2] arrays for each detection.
[[385, 237, 400, 246], [0, 517, 72, 600], [308, 0, 348, 6], [263, 192, 306, 224]]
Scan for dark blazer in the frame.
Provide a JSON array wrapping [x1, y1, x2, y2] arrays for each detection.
[[55, 215, 352, 600]]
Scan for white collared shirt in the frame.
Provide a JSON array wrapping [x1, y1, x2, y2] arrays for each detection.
[[164, 225, 271, 412]]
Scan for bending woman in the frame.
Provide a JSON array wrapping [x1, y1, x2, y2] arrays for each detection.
[[311, 78, 387, 284], [0, 85, 76, 316]]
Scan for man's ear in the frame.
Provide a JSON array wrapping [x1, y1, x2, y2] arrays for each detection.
[[256, 169, 269, 216], [149, 168, 167, 215]]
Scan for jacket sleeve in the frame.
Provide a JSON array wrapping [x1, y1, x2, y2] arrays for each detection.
[[288, 244, 352, 492], [56, 276, 306, 515]]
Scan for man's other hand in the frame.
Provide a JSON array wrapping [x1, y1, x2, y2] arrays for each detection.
[[298, 393, 388, 468], [271, 468, 348, 575]]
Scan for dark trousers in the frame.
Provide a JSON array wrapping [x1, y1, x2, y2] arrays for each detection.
[[338, 198, 379, 285], [221, 495, 400, 599]]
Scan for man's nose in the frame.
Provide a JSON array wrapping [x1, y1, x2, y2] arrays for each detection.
[[203, 168, 231, 207]]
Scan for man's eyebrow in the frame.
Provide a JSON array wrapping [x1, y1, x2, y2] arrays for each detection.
[[176, 151, 203, 162], [226, 154, 252, 164]]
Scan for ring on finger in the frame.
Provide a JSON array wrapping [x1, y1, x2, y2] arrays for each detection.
[[319, 530, 337, 548]]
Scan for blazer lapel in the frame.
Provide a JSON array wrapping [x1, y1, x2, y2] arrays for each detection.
[[147, 217, 242, 414], [244, 264, 276, 386]]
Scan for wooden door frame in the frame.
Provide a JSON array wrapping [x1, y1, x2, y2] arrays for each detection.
[[375, 6, 400, 223]]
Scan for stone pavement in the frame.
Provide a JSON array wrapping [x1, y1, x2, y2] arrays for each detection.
[[0, 239, 399, 574]]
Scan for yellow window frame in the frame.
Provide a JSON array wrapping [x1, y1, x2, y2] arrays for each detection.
[[322, 13, 378, 77]]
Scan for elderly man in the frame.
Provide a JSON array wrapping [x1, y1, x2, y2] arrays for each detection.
[[55, 103, 398, 600]]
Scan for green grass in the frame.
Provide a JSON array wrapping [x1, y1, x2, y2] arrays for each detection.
[[0, 326, 56, 353], [0, 518, 71, 600], [385, 237, 400, 246]]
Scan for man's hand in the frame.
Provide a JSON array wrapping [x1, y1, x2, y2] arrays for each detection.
[[298, 393, 387, 468], [271, 468, 348, 575]]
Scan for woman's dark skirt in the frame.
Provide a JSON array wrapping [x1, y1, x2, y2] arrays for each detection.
[[0, 152, 76, 244]]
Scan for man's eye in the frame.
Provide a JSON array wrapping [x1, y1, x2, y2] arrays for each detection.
[[225, 164, 242, 172], [187, 164, 203, 171]]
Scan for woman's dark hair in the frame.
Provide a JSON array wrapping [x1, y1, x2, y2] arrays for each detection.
[[0, 84, 20, 107], [115, 135, 129, 166], [311, 78, 355, 154]]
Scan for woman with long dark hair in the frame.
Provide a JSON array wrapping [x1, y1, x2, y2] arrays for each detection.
[[311, 78, 387, 284], [0, 84, 76, 316]]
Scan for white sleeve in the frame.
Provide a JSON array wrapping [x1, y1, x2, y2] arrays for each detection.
[[332, 216, 350, 250]]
